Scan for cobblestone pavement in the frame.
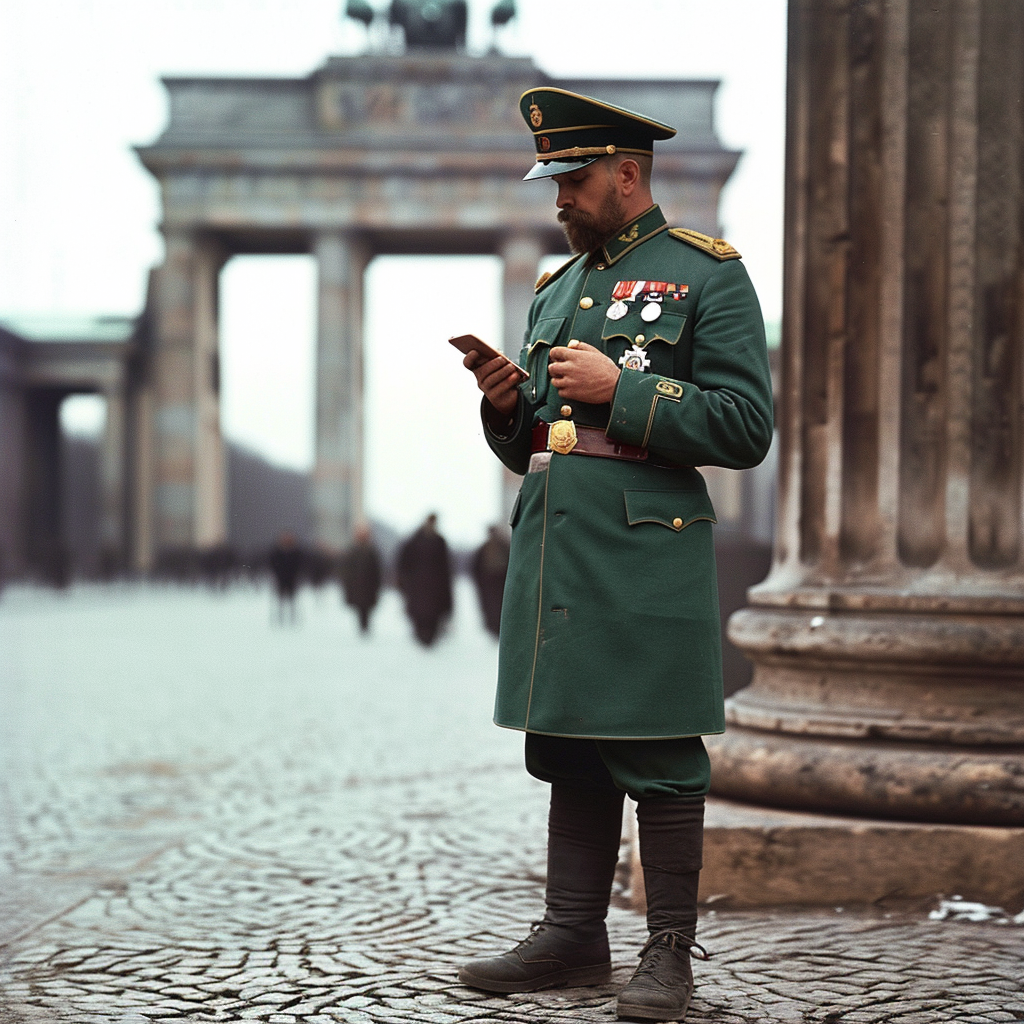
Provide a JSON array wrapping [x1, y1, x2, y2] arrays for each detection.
[[1, 582, 1022, 1024]]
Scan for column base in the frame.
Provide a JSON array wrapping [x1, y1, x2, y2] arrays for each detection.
[[717, 605, 1024, 825], [707, 726, 1024, 825]]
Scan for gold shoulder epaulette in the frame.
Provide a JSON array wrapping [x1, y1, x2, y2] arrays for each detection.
[[669, 228, 741, 261], [535, 254, 583, 293]]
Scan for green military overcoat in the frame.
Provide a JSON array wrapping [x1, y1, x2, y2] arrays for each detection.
[[483, 205, 774, 740]]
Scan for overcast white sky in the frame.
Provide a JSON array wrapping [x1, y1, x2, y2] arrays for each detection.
[[0, 0, 787, 546]]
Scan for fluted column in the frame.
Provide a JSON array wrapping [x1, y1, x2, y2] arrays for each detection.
[[312, 230, 367, 551], [150, 230, 228, 560], [192, 241, 227, 549], [499, 232, 543, 520], [711, 0, 1024, 825], [99, 381, 126, 567]]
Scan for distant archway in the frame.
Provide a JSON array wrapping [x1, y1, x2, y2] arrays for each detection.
[[133, 52, 739, 568]]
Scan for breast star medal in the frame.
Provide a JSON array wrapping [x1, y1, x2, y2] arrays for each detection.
[[618, 345, 651, 372]]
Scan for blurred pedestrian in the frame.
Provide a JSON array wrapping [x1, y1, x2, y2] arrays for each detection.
[[471, 525, 510, 637], [396, 513, 453, 646], [339, 522, 383, 634], [268, 531, 303, 624], [305, 543, 334, 592], [199, 543, 235, 591]]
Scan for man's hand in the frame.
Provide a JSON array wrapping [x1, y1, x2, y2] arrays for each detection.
[[548, 340, 620, 404], [464, 351, 520, 419]]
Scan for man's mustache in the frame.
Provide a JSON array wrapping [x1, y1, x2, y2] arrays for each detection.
[[558, 208, 594, 225]]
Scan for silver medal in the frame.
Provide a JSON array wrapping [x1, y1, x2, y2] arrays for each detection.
[[641, 301, 662, 323], [606, 300, 629, 321]]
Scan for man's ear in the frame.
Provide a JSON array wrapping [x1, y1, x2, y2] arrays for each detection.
[[615, 157, 641, 197]]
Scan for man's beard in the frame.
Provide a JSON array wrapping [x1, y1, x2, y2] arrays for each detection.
[[558, 181, 627, 255]]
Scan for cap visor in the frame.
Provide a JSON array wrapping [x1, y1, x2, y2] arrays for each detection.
[[522, 156, 599, 181]]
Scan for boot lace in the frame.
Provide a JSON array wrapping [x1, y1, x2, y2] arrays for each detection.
[[634, 929, 711, 975], [512, 921, 547, 952]]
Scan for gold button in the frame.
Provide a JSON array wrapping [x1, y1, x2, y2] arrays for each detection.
[[635, 334, 646, 344], [595, 263, 606, 270], [673, 517, 683, 529], [579, 297, 594, 309], [560, 404, 573, 418]]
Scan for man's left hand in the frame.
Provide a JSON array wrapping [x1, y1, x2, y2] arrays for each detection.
[[547, 340, 620, 404]]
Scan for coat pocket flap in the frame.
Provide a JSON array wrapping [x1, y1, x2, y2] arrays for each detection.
[[526, 316, 566, 356], [602, 311, 687, 347], [624, 488, 717, 531]]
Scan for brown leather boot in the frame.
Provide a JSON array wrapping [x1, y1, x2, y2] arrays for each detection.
[[617, 796, 708, 1020], [458, 921, 612, 993], [458, 783, 622, 993], [616, 930, 709, 1021]]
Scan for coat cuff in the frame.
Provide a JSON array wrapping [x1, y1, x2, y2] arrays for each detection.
[[481, 394, 523, 441], [607, 367, 687, 448]]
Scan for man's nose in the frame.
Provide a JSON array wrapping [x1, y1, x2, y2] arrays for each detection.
[[556, 186, 572, 209]]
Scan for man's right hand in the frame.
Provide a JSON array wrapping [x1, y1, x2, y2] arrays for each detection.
[[464, 351, 521, 420]]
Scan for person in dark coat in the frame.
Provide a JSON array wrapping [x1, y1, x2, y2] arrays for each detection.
[[305, 543, 334, 592], [471, 525, 510, 637], [267, 531, 303, 624], [339, 522, 383, 633], [396, 513, 453, 646]]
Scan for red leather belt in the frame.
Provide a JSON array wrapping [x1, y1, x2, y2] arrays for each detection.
[[531, 421, 656, 463]]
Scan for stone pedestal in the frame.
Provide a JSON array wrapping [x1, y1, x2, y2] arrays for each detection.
[[629, 798, 1024, 912], [711, 0, 1024, 825]]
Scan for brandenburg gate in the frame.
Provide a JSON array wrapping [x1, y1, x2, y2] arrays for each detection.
[[133, 54, 738, 567]]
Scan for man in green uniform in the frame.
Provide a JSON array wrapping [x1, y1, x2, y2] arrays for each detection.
[[457, 87, 774, 1022]]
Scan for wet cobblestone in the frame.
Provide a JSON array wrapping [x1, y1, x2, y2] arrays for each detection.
[[2, 583, 1022, 1023]]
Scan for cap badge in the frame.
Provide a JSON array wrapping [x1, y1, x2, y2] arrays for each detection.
[[618, 344, 651, 372], [529, 103, 543, 128], [539, 136, 551, 152]]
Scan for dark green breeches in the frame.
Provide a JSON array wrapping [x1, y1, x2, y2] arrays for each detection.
[[524, 733, 711, 801]]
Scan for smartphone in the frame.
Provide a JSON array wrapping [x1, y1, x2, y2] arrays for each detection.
[[449, 334, 529, 381]]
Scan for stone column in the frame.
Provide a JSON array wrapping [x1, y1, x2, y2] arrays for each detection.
[[151, 230, 228, 563], [312, 230, 367, 551], [23, 390, 63, 575], [193, 242, 227, 550], [711, 0, 1024, 825], [128, 381, 155, 575], [0, 370, 27, 578], [99, 381, 126, 569], [499, 232, 543, 521]]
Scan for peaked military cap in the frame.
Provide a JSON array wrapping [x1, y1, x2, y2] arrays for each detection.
[[519, 87, 676, 181]]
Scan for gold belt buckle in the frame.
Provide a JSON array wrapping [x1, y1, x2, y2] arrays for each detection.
[[547, 419, 578, 455]]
